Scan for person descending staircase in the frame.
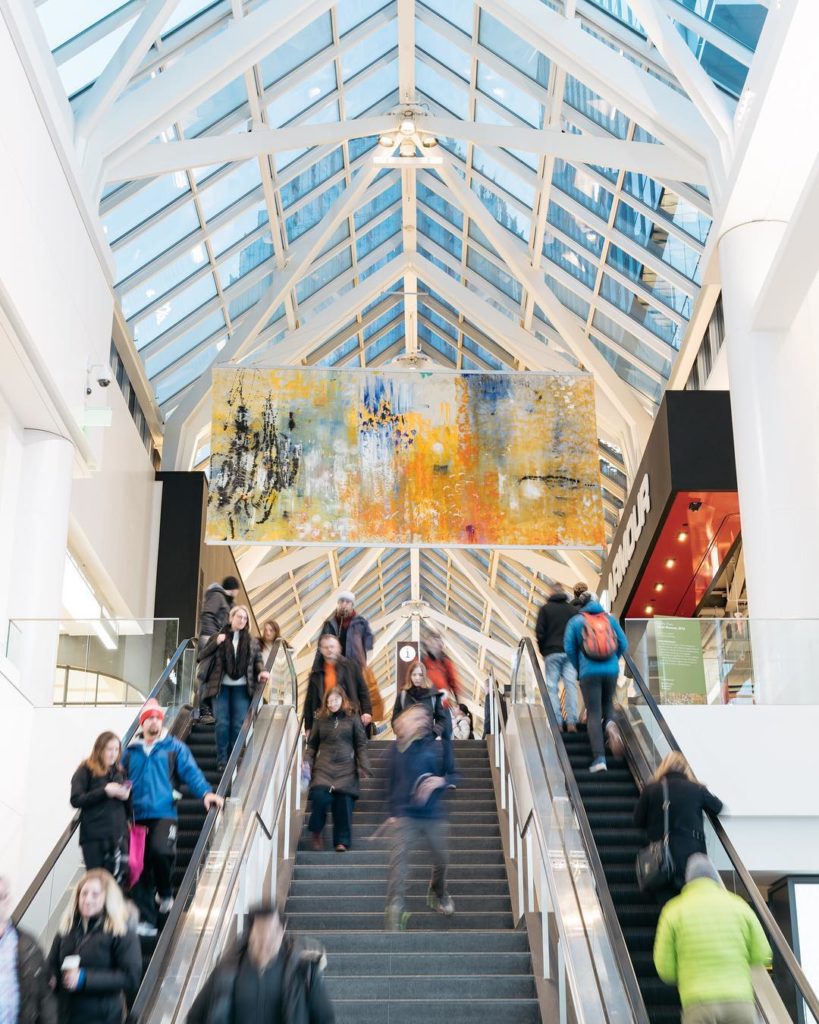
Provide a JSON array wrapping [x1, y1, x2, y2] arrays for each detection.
[[562, 730, 680, 1023], [286, 738, 540, 1023], [136, 719, 221, 972]]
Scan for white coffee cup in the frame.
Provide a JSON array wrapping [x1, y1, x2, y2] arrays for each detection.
[[61, 955, 80, 972]]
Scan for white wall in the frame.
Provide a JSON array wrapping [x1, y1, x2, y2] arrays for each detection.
[[662, 706, 819, 872]]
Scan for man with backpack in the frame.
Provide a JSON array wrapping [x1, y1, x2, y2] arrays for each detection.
[[563, 598, 628, 773]]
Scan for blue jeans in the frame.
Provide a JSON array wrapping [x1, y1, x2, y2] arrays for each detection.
[[545, 653, 578, 724], [309, 788, 354, 848], [214, 684, 251, 764]]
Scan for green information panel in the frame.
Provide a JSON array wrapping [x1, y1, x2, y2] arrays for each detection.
[[655, 617, 707, 705]]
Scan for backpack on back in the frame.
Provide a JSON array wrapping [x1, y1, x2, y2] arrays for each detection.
[[580, 612, 618, 660]]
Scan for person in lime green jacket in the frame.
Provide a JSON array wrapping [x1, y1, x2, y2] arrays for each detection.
[[654, 855, 772, 1023]]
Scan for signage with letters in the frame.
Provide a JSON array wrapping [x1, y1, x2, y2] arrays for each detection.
[[607, 473, 651, 603]]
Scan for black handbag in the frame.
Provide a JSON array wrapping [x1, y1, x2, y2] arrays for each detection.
[[635, 778, 675, 892]]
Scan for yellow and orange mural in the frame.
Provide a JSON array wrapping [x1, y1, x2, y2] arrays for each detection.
[[207, 368, 605, 547]]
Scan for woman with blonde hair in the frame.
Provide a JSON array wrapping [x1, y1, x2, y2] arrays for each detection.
[[198, 604, 270, 770], [70, 732, 131, 885], [391, 660, 453, 774], [633, 751, 723, 904], [48, 869, 141, 1023]]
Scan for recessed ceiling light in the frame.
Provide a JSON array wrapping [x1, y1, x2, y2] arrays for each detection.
[[399, 114, 415, 135], [645, 605, 654, 614], [654, 583, 664, 593], [665, 558, 676, 569]]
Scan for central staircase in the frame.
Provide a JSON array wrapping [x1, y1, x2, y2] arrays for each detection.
[[286, 738, 540, 1023]]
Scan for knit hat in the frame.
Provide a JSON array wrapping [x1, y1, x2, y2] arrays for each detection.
[[139, 698, 165, 727], [685, 854, 722, 885], [221, 575, 240, 592], [337, 590, 356, 604]]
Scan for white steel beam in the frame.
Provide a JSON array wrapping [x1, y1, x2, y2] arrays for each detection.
[[74, 0, 179, 144], [626, 0, 733, 162], [86, 0, 337, 170], [397, 0, 418, 356], [104, 117, 393, 181], [478, 0, 716, 165], [753, 155, 819, 332], [504, 549, 600, 592], [436, 159, 652, 452], [423, 608, 513, 662], [248, 547, 334, 590], [447, 549, 531, 639]]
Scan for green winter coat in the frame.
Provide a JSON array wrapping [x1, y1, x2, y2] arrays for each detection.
[[653, 878, 772, 1008]]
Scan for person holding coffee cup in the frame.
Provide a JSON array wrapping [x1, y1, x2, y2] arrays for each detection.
[[70, 732, 131, 887], [48, 869, 141, 1024]]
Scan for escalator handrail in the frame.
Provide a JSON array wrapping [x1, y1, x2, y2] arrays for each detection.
[[12, 637, 195, 925], [623, 650, 819, 1022], [128, 638, 292, 1022], [517, 637, 651, 1024]]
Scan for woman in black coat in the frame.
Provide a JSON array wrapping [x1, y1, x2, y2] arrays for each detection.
[[633, 751, 723, 903], [305, 687, 371, 852], [48, 869, 141, 1024], [70, 733, 131, 886], [198, 605, 269, 769], [391, 660, 454, 774]]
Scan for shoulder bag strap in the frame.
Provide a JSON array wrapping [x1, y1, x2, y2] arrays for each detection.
[[661, 777, 670, 847]]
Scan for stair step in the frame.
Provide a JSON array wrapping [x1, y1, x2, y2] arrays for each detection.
[[296, 850, 506, 866], [289, 880, 511, 897], [300, 930, 531, 953], [331, 998, 540, 1023], [326, 974, 536, 1000], [325, 952, 532, 976], [285, 895, 511, 915], [286, 911, 515, 930], [293, 864, 510, 882], [295, 837, 504, 852], [582, 797, 638, 813]]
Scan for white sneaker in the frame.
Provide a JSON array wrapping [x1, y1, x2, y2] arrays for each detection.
[[158, 897, 174, 915], [605, 721, 625, 756], [137, 921, 158, 937], [589, 758, 608, 773]]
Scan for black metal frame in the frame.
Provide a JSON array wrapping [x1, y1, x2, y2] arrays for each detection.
[[12, 637, 195, 926], [623, 651, 819, 1022], [517, 638, 652, 1024], [127, 638, 297, 1022]]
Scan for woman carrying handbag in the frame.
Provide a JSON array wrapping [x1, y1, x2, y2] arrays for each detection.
[[634, 751, 723, 905]]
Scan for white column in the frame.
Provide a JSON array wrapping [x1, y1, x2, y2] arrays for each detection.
[[719, 221, 819, 699], [8, 429, 74, 704]]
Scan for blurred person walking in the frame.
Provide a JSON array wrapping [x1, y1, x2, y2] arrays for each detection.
[[634, 752, 723, 904], [123, 699, 222, 935], [259, 620, 291, 704], [70, 732, 131, 886], [0, 875, 56, 1024], [304, 635, 371, 734], [535, 589, 580, 731], [198, 605, 270, 771], [304, 687, 371, 852], [654, 855, 771, 1023], [319, 591, 382, 733], [47, 869, 141, 1024], [384, 705, 457, 931], [186, 901, 334, 1024], [421, 632, 461, 704], [196, 576, 241, 723], [564, 598, 628, 772]]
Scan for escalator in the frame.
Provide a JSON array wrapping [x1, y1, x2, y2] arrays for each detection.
[[511, 636, 819, 1024]]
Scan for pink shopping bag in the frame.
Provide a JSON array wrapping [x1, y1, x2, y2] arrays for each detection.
[[128, 824, 148, 888]]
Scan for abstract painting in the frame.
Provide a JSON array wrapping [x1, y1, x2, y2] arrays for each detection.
[[207, 368, 605, 547]]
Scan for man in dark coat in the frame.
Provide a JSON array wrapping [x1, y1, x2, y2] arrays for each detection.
[[535, 589, 580, 730], [304, 636, 372, 732], [196, 576, 240, 721], [317, 591, 373, 669], [0, 876, 57, 1024], [186, 902, 334, 1024]]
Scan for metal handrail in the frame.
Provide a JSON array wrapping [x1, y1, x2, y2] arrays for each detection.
[[128, 638, 295, 1022], [623, 651, 819, 1022], [517, 637, 652, 1024], [12, 637, 195, 925]]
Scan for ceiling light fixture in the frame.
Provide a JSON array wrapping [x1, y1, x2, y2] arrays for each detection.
[[677, 530, 688, 542], [399, 140, 416, 158], [645, 605, 654, 615], [665, 558, 676, 570], [654, 583, 664, 593], [421, 135, 438, 148], [379, 134, 395, 147], [399, 113, 415, 135]]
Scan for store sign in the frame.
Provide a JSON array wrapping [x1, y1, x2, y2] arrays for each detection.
[[608, 473, 651, 603]]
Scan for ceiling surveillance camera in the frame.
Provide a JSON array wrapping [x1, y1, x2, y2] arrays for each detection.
[[86, 364, 113, 394]]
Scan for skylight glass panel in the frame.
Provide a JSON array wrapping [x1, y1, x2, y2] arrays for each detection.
[[113, 203, 201, 282], [217, 231, 274, 291], [360, 244, 402, 280], [357, 211, 401, 260], [593, 309, 672, 375], [162, 0, 219, 36], [155, 340, 226, 406], [473, 182, 531, 244], [210, 201, 269, 257], [133, 272, 217, 349], [418, 323, 457, 364], [338, 0, 392, 35], [344, 60, 398, 117], [102, 174, 191, 244], [417, 211, 463, 260], [365, 322, 404, 365], [259, 15, 333, 87], [296, 250, 353, 304], [606, 244, 691, 317], [286, 181, 345, 244], [615, 201, 702, 282], [58, 19, 138, 98], [199, 161, 261, 220], [416, 24, 471, 81], [546, 202, 605, 258], [599, 275, 678, 346], [472, 150, 535, 208], [417, 245, 459, 281], [415, 62, 469, 119], [476, 65, 544, 128], [622, 173, 711, 245], [355, 180, 401, 230], [565, 77, 629, 139], [364, 302, 404, 340], [585, 0, 645, 35], [418, 303, 457, 342], [120, 247, 204, 319], [463, 335, 503, 371], [467, 248, 522, 304], [417, 182, 464, 230], [477, 11, 551, 88], [350, 136, 379, 161], [267, 63, 337, 127], [420, 0, 472, 37], [544, 242, 596, 289], [553, 160, 614, 220], [181, 78, 246, 138], [342, 21, 398, 81], [544, 275, 590, 322], [280, 150, 344, 209], [145, 310, 225, 379]]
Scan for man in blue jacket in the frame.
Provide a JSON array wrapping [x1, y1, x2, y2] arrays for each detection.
[[564, 599, 628, 773], [384, 705, 456, 931], [123, 699, 223, 935]]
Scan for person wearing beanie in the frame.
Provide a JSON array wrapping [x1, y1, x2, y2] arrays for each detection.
[[315, 590, 377, 731], [654, 854, 771, 1021], [197, 576, 242, 722], [535, 589, 581, 730], [123, 699, 223, 935]]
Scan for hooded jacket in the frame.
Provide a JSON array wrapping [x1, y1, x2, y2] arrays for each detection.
[[304, 710, 371, 798], [304, 656, 371, 732], [186, 932, 334, 1024], [535, 592, 579, 657], [48, 915, 141, 1024], [563, 600, 628, 679], [387, 735, 456, 820], [15, 928, 57, 1024], [319, 613, 373, 667], [653, 877, 771, 1008], [198, 584, 233, 644], [122, 730, 211, 821]]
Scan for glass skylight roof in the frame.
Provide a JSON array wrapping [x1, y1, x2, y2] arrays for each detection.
[[36, 0, 766, 497]]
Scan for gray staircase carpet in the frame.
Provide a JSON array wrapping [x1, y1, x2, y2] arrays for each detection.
[[287, 739, 540, 1023]]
